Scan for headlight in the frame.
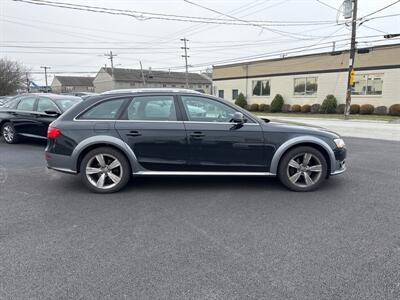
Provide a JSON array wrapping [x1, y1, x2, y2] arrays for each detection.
[[334, 138, 346, 148]]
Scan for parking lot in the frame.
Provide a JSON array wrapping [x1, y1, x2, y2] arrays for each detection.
[[1, 137, 400, 299]]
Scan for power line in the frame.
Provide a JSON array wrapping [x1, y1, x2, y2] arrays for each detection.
[[360, 0, 400, 20]]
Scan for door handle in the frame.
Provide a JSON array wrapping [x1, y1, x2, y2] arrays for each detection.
[[190, 132, 205, 138], [126, 130, 141, 137]]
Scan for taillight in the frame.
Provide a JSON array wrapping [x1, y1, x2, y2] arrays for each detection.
[[47, 127, 61, 139]]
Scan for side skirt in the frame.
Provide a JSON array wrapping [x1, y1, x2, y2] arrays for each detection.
[[133, 171, 276, 176]]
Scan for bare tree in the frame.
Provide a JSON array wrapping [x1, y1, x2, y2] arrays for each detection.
[[0, 58, 28, 96]]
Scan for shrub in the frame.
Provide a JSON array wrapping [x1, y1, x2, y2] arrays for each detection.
[[301, 104, 311, 113], [270, 94, 284, 112], [350, 104, 360, 114], [310, 104, 320, 113], [244, 104, 250, 111], [259, 104, 270, 112], [234, 92, 247, 108], [291, 104, 301, 112], [336, 104, 345, 114], [320, 95, 337, 114], [249, 103, 259, 111], [360, 104, 374, 115], [282, 104, 291, 113], [374, 106, 387, 115], [389, 104, 400, 116]]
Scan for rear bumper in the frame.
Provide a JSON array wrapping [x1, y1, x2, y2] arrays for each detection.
[[45, 151, 77, 174]]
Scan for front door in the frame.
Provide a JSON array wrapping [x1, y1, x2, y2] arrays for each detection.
[[179, 95, 266, 172], [35, 97, 61, 137], [115, 95, 189, 171]]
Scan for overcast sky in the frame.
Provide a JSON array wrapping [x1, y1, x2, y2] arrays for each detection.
[[1, 0, 399, 85]]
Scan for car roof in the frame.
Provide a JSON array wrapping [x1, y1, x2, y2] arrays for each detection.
[[101, 88, 202, 95], [17, 93, 82, 100]]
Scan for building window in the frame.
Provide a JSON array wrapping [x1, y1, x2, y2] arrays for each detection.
[[205, 84, 209, 88], [232, 89, 239, 100], [252, 80, 270, 96], [352, 73, 383, 95], [163, 84, 167, 87], [218, 90, 224, 99], [294, 77, 318, 95], [171, 84, 176, 88], [198, 85, 202, 88]]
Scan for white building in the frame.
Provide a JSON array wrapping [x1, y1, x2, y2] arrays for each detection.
[[212, 43, 400, 108]]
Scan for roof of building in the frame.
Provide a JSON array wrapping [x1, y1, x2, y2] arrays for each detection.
[[213, 43, 400, 80], [102, 67, 211, 84], [54, 76, 94, 87]]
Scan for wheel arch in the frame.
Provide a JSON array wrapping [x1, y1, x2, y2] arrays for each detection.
[[71, 136, 139, 174], [270, 136, 335, 176]]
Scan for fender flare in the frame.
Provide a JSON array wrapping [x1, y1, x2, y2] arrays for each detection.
[[70, 135, 142, 173], [269, 136, 336, 175]]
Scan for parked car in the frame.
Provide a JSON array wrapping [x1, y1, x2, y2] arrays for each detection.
[[0, 93, 82, 143], [45, 88, 346, 193], [0, 96, 13, 107], [62, 92, 99, 100]]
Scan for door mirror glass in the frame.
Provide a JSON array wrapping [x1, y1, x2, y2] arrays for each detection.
[[231, 112, 244, 124]]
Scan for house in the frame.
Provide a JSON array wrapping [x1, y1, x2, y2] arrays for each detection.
[[51, 76, 95, 94], [93, 67, 212, 94], [212, 43, 400, 107]]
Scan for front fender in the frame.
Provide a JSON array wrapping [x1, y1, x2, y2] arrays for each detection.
[[269, 136, 336, 175]]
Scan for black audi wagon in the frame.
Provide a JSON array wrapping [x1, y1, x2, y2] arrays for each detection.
[[44, 89, 346, 193]]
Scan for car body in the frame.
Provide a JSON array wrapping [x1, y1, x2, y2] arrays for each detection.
[[62, 92, 99, 100], [0, 96, 13, 107], [44, 88, 346, 193], [0, 93, 82, 143]]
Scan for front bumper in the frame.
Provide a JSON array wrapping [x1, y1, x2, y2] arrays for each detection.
[[330, 147, 347, 176]]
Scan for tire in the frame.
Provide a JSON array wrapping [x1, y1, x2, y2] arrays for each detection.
[[80, 147, 131, 193], [278, 146, 328, 192], [1, 122, 19, 144]]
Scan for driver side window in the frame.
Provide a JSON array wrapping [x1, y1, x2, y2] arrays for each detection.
[[181, 96, 237, 123]]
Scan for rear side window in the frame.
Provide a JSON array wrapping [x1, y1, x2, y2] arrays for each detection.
[[37, 97, 60, 113], [16, 97, 36, 111], [79, 98, 126, 120], [126, 96, 176, 121]]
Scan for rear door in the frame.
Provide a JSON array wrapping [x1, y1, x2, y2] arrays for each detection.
[[12, 95, 39, 136], [115, 94, 189, 171]]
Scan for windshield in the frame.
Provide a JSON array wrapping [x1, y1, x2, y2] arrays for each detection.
[[54, 97, 82, 112]]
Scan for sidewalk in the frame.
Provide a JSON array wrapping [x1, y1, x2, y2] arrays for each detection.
[[265, 116, 400, 141]]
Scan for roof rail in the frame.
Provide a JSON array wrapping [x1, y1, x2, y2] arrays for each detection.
[[101, 88, 202, 95]]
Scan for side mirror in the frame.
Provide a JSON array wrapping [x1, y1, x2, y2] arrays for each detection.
[[44, 110, 61, 116], [231, 112, 245, 124]]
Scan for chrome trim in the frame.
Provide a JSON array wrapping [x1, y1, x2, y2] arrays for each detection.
[[47, 166, 77, 174], [19, 133, 47, 140], [183, 121, 259, 125], [133, 171, 275, 176], [73, 119, 184, 123]]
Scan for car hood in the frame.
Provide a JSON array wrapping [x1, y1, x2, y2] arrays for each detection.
[[261, 118, 340, 139]]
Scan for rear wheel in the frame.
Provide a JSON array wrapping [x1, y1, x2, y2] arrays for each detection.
[[278, 146, 328, 192], [80, 147, 131, 193], [1, 122, 19, 144]]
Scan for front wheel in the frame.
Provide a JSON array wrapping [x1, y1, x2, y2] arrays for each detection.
[[1, 122, 19, 144], [278, 146, 328, 192], [80, 147, 131, 193]]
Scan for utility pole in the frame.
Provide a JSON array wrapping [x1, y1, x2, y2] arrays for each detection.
[[139, 61, 146, 87], [181, 38, 189, 88], [332, 41, 336, 52], [104, 50, 117, 77], [40, 66, 50, 90], [344, 0, 358, 120], [25, 72, 30, 93]]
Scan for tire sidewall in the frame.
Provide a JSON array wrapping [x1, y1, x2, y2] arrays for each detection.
[[80, 147, 131, 193], [278, 146, 328, 192]]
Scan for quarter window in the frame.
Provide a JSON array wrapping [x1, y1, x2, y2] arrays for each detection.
[[294, 77, 318, 95], [181, 96, 237, 123], [252, 80, 270, 96], [127, 96, 176, 121], [17, 97, 36, 111], [352, 73, 383, 95], [79, 98, 126, 120]]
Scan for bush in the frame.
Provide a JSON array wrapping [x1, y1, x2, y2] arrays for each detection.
[[389, 104, 400, 116], [282, 104, 291, 113], [320, 95, 337, 114], [336, 104, 345, 114], [301, 104, 311, 113], [360, 104, 374, 115], [249, 103, 259, 111], [291, 104, 301, 112], [259, 104, 270, 112], [311, 104, 320, 114], [350, 104, 360, 114], [270, 94, 284, 112], [374, 106, 387, 115], [244, 104, 250, 111], [234, 92, 247, 108]]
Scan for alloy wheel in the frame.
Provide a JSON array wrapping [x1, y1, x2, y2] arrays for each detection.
[[2, 125, 14, 143], [286, 152, 322, 188], [85, 153, 123, 190]]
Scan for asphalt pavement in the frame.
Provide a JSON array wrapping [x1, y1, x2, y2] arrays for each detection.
[[0, 138, 400, 299]]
